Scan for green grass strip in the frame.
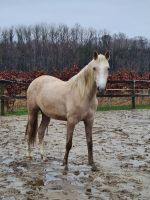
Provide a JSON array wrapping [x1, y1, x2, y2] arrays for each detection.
[[3, 104, 150, 116], [6, 107, 28, 116], [97, 104, 150, 111]]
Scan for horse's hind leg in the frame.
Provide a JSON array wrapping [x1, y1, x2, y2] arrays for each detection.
[[38, 112, 50, 161]]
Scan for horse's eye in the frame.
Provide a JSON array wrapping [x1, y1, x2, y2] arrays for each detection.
[[93, 67, 96, 71], [108, 67, 110, 71]]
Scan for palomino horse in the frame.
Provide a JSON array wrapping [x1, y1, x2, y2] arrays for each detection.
[[25, 51, 110, 172]]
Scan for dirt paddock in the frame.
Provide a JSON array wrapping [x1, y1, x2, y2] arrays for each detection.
[[0, 110, 150, 200]]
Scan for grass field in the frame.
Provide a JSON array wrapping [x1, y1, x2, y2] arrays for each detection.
[[4, 104, 150, 116]]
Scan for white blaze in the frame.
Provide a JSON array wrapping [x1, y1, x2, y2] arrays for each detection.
[[97, 75, 107, 89], [96, 67, 107, 90]]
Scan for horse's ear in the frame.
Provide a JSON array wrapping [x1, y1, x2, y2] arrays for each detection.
[[105, 51, 110, 60], [93, 51, 98, 60]]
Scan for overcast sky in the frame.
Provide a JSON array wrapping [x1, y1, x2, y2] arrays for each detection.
[[0, 0, 150, 38]]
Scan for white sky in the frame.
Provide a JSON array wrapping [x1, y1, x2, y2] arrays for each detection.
[[0, 0, 150, 38]]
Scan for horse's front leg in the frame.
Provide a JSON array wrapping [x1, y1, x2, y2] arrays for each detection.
[[84, 117, 97, 171], [63, 121, 75, 174]]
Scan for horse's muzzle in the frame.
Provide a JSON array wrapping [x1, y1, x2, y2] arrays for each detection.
[[97, 87, 105, 96]]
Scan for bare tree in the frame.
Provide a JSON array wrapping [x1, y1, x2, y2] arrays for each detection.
[[0, 24, 150, 73]]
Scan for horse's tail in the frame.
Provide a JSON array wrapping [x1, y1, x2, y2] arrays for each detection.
[[25, 110, 38, 145], [25, 121, 29, 140]]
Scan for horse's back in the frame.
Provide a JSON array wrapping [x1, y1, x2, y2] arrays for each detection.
[[28, 75, 63, 92]]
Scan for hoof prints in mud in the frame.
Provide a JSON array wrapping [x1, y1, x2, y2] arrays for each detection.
[[0, 110, 150, 200]]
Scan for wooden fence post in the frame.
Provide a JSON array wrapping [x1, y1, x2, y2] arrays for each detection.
[[131, 80, 136, 109], [148, 88, 150, 96], [1, 99, 4, 116], [0, 84, 5, 115]]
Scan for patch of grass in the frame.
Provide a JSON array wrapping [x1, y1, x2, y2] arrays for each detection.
[[135, 104, 150, 109], [6, 107, 27, 116], [97, 104, 150, 111]]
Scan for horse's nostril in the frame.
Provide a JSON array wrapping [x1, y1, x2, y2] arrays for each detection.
[[97, 86, 100, 91], [98, 87, 105, 95]]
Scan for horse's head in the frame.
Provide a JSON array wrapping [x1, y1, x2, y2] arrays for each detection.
[[92, 51, 110, 95]]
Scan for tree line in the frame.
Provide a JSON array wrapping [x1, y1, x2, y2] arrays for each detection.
[[0, 24, 150, 73]]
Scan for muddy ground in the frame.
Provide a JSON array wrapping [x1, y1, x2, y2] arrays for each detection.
[[0, 110, 150, 200]]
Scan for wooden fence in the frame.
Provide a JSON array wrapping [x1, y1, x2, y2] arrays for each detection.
[[0, 79, 150, 115]]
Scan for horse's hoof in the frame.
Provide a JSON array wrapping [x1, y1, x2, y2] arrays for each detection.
[[41, 155, 48, 162], [63, 170, 68, 175], [91, 165, 99, 172], [26, 156, 32, 160], [63, 166, 68, 175], [43, 158, 48, 162]]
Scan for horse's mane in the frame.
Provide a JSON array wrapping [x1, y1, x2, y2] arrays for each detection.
[[68, 62, 94, 98]]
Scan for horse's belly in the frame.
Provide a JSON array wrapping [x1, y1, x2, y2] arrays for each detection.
[[48, 114, 67, 121], [39, 102, 67, 121], [41, 109, 67, 121]]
